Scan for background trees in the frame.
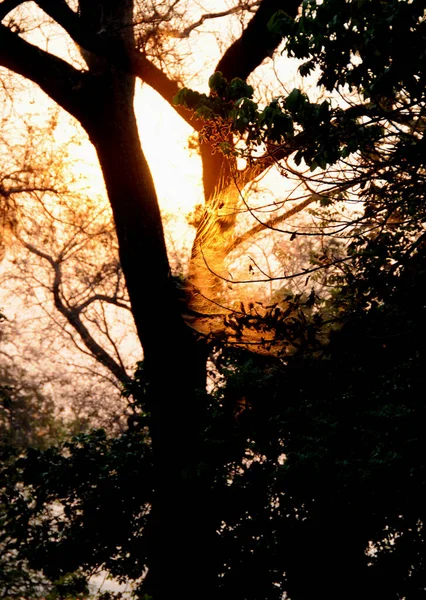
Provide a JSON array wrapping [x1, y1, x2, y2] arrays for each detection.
[[0, 95, 138, 432]]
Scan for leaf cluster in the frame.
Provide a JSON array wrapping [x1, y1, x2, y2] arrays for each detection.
[[1, 429, 153, 587], [271, 0, 426, 101], [174, 73, 385, 171]]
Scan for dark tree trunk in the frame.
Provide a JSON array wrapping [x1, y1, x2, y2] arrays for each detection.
[[78, 46, 216, 600]]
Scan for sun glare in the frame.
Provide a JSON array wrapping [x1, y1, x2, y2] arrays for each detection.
[[135, 82, 203, 215]]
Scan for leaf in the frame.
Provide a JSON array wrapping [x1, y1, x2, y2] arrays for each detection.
[[229, 78, 254, 100], [285, 89, 303, 113], [299, 60, 315, 77], [195, 105, 214, 119], [208, 71, 227, 95], [267, 10, 294, 36], [319, 196, 333, 207], [294, 150, 304, 166]]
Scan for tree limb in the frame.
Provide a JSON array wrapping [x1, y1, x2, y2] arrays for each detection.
[[0, 24, 87, 123], [33, 0, 204, 131], [76, 293, 131, 313], [35, 0, 97, 46], [22, 240, 132, 387], [170, 2, 262, 38], [199, 0, 302, 197], [229, 195, 318, 252], [129, 51, 204, 131], [0, 0, 23, 21], [216, 0, 300, 81]]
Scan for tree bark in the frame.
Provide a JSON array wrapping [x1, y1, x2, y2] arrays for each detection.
[[189, 1, 303, 320], [73, 7, 215, 596], [90, 102, 214, 596]]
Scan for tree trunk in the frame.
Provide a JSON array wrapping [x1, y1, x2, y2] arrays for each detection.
[[67, 2, 218, 595], [78, 52, 216, 598]]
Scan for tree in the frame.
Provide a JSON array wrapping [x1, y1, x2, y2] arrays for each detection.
[[0, 1, 302, 598], [0, 94, 135, 431], [176, 2, 426, 597], [2, 0, 425, 598], [7, 239, 426, 600], [0, 318, 100, 599]]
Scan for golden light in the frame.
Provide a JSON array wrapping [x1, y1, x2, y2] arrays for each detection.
[[135, 83, 203, 216], [0, 1, 311, 410]]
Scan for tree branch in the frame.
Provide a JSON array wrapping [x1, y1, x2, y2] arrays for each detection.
[[170, 2, 262, 38], [34, 0, 96, 46], [22, 240, 132, 387], [238, 133, 307, 188], [32, 0, 204, 131], [0, 24, 87, 122], [76, 293, 131, 313], [216, 0, 301, 81], [0, 0, 23, 21], [229, 195, 318, 253], [200, 1, 302, 197], [129, 51, 204, 131], [198, 239, 353, 285]]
